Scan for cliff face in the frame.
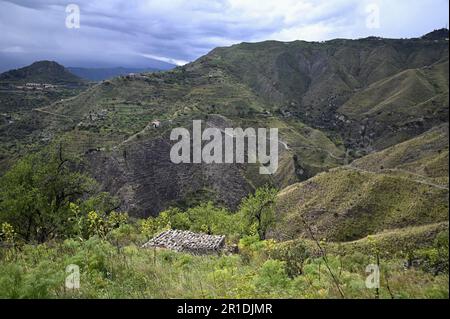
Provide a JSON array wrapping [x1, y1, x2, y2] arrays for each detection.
[[85, 132, 269, 216]]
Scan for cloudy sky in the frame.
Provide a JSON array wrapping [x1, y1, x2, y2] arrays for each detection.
[[0, 0, 448, 71]]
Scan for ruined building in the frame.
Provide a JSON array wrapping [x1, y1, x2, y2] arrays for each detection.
[[142, 229, 226, 255]]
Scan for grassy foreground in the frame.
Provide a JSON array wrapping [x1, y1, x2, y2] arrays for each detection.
[[0, 226, 448, 299], [0, 148, 448, 299]]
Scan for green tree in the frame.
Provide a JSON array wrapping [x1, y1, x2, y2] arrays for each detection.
[[0, 146, 95, 242], [239, 186, 277, 240], [186, 202, 227, 235]]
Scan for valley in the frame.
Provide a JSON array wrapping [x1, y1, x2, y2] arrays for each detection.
[[0, 29, 448, 299]]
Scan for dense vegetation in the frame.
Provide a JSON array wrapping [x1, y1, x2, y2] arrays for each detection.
[[0, 149, 448, 299]]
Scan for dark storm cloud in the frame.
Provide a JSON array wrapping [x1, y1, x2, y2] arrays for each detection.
[[0, 0, 448, 71]]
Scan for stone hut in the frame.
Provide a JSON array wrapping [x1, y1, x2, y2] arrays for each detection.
[[142, 229, 226, 255]]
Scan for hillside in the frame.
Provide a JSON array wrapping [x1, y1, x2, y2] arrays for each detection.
[[0, 61, 85, 86], [274, 166, 448, 241], [0, 31, 448, 300], [273, 124, 449, 242], [205, 37, 448, 152], [30, 71, 346, 215], [1, 32, 448, 217], [67, 67, 168, 81], [422, 28, 450, 40], [351, 124, 449, 186], [339, 60, 449, 149], [0, 61, 88, 171]]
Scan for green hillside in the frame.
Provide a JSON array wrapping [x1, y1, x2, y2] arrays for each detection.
[[0, 61, 85, 86], [274, 166, 448, 242], [339, 61, 449, 149], [274, 125, 449, 243], [0, 61, 88, 171], [10, 35, 443, 216], [351, 124, 449, 186], [0, 32, 448, 299]]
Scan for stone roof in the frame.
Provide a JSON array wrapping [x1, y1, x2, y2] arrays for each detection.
[[142, 229, 225, 255]]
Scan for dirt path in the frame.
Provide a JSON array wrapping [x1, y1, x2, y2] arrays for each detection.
[[346, 165, 449, 191], [33, 108, 75, 121], [294, 145, 345, 160], [208, 124, 291, 151]]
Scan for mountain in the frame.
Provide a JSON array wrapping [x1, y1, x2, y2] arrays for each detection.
[[0, 61, 89, 171], [0, 61, 85, 86], [2, 32, 449, 218], [0, 51, 178, 74], [204, 36, 448, 152], [273, 124, 449, 242], [422, 28, 450, 40], [67, 67, 168, 81]]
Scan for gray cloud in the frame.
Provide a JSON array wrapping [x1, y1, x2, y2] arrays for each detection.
[[0, 0, 448, 71]]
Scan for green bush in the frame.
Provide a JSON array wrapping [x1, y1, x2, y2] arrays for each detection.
[[254, 260, 290, 295], [413, 231, 449, 275], [272, 240, 310, 277]]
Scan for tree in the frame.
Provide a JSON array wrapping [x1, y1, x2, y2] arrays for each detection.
[[239, 186, 277, 240], [0, 146, 95, 242]]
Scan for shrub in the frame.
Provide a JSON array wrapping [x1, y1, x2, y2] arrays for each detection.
[[0, 264, 24, 298], [272, 240, 310, 277], [0, 222, 16, 244], [254, 260, 289, 295], [413, 231, 449, 275]]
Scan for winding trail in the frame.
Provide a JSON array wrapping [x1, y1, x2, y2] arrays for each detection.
[[206, 123, 291, 151], [33, 108, 75, 121], [346, 165, 449, 191], [294, 145, 345, 160], [206, 123, 351, 161]]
